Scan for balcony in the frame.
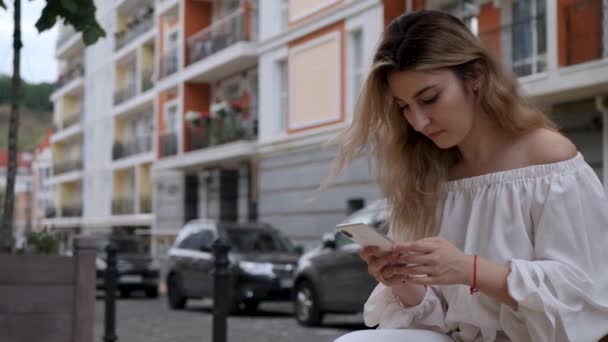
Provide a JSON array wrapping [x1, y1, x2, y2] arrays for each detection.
[[55, 64, 84, 90], [115, 7, 155, 52], [114, 81, 137, 105], [159, 133, 178, 157], [140, 197, 151, 213], [142, 69, 154, 92], [53, 159, 82, 175], [45, 207, 56, 218], [562, 0, 608, 66], [479, 14, 547, 77], [62, 110, 82, 129], [61, 205, 82, 218], [112, 198, 135, 215], [187, 7, 258, 66], [159, 52, 179, 79], [186, 105, 257, 152], [112, 135, 153, 160]]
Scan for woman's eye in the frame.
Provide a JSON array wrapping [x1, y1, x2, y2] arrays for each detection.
[[421, 95, 438, 105], [397, 104, 409, 112]]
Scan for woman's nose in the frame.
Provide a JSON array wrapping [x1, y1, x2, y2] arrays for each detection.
[[408, 109, 431, 132]]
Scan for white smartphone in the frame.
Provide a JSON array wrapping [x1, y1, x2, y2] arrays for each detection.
[[336, 222, 394, 252]]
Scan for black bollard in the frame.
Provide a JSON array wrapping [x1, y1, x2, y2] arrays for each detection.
[[104, 243, 118, 342], [212, 237, 232, 342]]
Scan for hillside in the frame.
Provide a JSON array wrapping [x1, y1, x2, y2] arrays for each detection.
[[0, 75, 54, 152]]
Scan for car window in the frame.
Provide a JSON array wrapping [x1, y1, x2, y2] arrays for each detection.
[[226, 229, 293, 253], [178, 229, 216, 251], [96, 237, 145, 254]]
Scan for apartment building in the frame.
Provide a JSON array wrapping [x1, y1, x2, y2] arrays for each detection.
[[46, 0, 608, 257], [31, 131, 54, 232]]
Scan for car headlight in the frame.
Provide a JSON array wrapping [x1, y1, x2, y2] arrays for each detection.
[[239, 261, 275, 277], [96, 258, 107, 270]]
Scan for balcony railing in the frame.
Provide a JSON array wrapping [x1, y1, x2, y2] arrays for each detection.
[[159, 133, 178, 157], [142, 69, 154, 92], [112, 135, 153, 160], [112, 198, 135, 215], [114, 81, 137, 105], [55, 64, 84, 90], [140, 197, 151, 213], [53, 159, 82, 175], [187, 7, 258, 65], [186, 106, 257, 152], [45, 207, 56, 218], [61, 205, 82, 218], [159, 52, 179, 79], [63, 110, 82, 129], [563, 0, 608, 66], [115, 8, 155, 51], [56, 26, 76, 49], [478, 14, 547, 77]]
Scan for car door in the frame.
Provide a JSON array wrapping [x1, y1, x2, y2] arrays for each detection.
[[192, 229, 217, 299]]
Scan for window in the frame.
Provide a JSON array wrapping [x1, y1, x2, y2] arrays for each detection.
[[276, 59, 288, 133], [165, 102, 179, 134], [177, 229, 216, 251], [349, 28, 364, 112], [511, 0, 546, 76], [440, 0, 478, 34]]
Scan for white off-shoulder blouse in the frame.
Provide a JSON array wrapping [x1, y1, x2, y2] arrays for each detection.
[[363, 153, 608, 341]]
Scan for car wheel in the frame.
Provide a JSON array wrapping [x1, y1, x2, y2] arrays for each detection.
[[294, 280, 323, 326], [167, 274, 187, 310], [145, 287, 159, 298]]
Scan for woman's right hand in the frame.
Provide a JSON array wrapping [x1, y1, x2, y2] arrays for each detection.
[[359, 246, 427, 307]]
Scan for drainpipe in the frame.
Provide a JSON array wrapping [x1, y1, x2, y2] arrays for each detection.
[[596, 95, 608, 191]]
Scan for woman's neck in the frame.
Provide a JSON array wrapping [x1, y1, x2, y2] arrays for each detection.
[[457, 114, 512, 168]]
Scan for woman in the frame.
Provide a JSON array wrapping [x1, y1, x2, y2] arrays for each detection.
[[329, 10, 608, 342]]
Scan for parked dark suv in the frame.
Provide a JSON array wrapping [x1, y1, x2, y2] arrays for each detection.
[[293, 199, 387, 326], [166, 220, 302, 312], [94, 234, 160, 298]]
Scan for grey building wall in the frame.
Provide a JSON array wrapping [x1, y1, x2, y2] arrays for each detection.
[[258, 144, 382, 248]]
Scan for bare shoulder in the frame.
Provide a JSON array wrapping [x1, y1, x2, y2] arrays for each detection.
[[521, 128, 578, 165]]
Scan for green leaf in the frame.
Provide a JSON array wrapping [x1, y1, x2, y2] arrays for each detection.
[[0, 0, 5, 9], [60, 0, 78, 14]]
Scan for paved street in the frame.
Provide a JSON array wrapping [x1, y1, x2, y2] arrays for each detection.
[[93, 294, 369, 342]]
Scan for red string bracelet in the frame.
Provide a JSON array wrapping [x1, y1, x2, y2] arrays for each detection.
[[470, 255, 479, 295]]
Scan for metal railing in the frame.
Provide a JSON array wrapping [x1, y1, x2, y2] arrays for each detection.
[[186, 106, 258, 152], [55, 64, 84, 90], [478, 14, 547, 77], [112, 135, 153, 160], [159, 133, 178, 157], [187, 7, 258, 65], [140, 197, 152, 213], [563, 0, 608, 66], [112, 198, 135, 215], [159, 52, 179, 79], [142, 69, 154, 92], [61, 205, 82, 218], [63, 110, 82, 129], [114, 81, 137, 105], [115, 9, 155, 51], [45, 207, 56, 218], [53, 159, 82, 175]]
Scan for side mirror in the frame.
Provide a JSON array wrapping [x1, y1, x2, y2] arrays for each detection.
[[321, 234, 336, 250]]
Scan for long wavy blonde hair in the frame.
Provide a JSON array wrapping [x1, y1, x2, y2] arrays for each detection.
[[325, 10, 554, 241]]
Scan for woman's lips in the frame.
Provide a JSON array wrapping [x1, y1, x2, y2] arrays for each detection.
[[427, 130, 444, 139]]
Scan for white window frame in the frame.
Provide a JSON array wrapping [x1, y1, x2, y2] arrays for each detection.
[[279, 0, 289, 32], [347, 27, 365, 118], [276, 59, 288, 134], [508, 0, 547, 76], [164, 26, 181, 75]]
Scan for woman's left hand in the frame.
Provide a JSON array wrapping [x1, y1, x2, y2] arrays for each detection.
[[382, 236, 473, 286]]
